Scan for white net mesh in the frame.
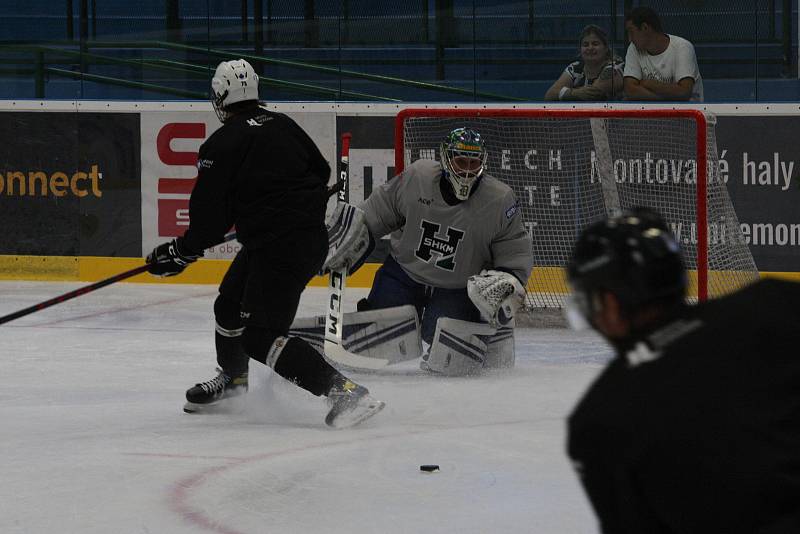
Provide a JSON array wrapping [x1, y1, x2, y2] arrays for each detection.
[[398, 109, 758, 313]]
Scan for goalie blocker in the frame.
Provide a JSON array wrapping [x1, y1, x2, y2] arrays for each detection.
[[322, 202, 374, 276]]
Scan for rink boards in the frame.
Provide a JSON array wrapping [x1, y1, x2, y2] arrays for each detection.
[[1, 101, 800, 288]]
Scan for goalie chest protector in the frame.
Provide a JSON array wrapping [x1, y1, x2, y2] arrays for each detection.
[[362, 159, 531, 289]]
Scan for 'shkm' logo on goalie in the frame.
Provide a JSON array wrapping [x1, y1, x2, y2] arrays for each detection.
[[415, 220, 465, 271]]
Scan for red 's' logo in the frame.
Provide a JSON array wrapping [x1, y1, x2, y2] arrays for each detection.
[[156, 123, 206, 237]]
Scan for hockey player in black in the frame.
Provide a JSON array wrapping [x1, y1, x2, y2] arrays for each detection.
[[146, 59, 384, 428], [565, 207, 800, 533]]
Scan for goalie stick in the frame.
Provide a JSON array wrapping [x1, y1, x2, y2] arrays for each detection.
[[0, 232, 238, 326], [324, 133, 390, 370]]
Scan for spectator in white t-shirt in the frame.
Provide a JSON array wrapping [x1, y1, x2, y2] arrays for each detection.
[[623, 7, 704, 102]]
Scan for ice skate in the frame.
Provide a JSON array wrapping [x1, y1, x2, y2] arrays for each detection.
[[183, 369, 248, 414], [325, 379, 385, 429]]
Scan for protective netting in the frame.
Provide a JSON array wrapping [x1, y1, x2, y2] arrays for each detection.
[[397, 109, 759, 312]]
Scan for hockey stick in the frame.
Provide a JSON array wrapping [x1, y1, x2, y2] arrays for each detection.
[[0, 232, 238, 326], [324, 133, 390, 370]]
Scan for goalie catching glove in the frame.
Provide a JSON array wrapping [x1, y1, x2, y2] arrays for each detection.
[[467, 269, 526, 328], [146, 237, 202, 277], [322, 202, 374, 275]]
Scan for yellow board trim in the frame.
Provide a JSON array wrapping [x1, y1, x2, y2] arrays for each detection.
[[0, 255, 794, 291], [524, 266, 792, 298]]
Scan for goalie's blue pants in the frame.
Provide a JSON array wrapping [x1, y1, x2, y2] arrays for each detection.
[[365, 255, 482, 344]]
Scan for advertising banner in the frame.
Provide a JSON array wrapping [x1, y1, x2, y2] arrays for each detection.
[[140, 109, 337, 259], [715, 116, 800, 272], [1, 104, 798, 276], [0, 112, 141, 257]]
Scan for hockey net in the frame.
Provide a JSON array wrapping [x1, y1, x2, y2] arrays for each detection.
[[395, 108, 758, 317]]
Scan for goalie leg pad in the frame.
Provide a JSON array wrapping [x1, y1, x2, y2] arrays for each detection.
[[341, 305, 421, 364], [289, 305, 422, 365], [423, 318, 497, 376], [484, 322, 516, 369]]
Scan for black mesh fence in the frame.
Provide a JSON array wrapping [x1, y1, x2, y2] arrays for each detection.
[[0, 1, 795, 101]]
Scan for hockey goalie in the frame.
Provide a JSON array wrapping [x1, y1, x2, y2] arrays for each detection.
[[293, 127, 533, 375]]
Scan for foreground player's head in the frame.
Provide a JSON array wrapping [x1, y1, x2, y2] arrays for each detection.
[[440, 128, 487, 201], [566, 207, 686, 338], [211, 59, 260, 122]]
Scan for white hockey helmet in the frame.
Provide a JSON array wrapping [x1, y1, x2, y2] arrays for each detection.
[[211, 59, 259, 122], [440, 127, 487, 200]]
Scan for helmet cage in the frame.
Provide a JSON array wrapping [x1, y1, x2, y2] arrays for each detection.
[[211, 87, 230, 122], [440, 128, 487, 200]]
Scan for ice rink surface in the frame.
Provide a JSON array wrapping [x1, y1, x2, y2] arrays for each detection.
[[0, 280, 614, 534]]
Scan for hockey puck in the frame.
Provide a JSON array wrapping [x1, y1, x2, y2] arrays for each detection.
[[420, 464, 440, 472]]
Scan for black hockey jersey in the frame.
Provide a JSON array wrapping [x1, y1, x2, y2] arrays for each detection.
[[568, 278, 800, 533], [182, 106, 330, 252]]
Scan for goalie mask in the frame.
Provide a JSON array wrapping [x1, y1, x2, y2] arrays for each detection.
[[211, 59, 259, 122], [566, 207, 687, 328], [440, 128, 487, 200]]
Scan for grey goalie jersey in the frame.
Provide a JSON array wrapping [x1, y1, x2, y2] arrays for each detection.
[[361, 159, 533, 289]]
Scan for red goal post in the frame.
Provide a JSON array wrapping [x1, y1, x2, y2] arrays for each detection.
[[395, 108, 758, 309]]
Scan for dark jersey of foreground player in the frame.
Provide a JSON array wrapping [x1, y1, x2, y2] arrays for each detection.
[[568, 278, 800, 533], [182, 106, 330, 253]]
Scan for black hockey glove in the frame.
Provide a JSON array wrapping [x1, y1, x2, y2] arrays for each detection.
[[146, 237, 202, 277]]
